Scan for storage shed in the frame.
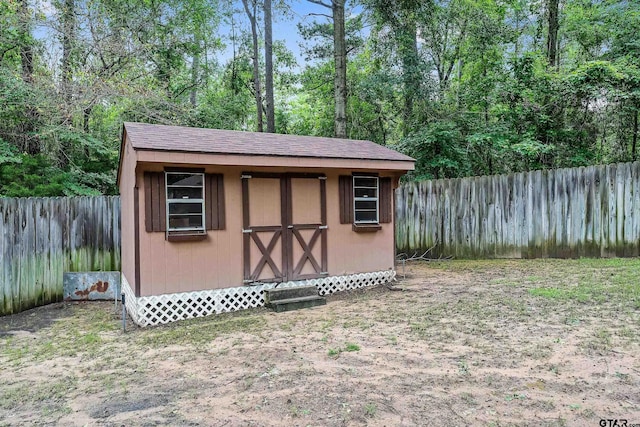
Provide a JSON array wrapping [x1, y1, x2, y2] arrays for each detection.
[[117, 122, 415, 326]]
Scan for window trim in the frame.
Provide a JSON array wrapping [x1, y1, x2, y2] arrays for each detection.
[[353, 175, 379, 224], [165, 171, 206, 234]]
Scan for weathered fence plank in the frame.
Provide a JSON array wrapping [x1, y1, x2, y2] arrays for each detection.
[[0, 196, 120, 316], [396, 161, 640, 259]]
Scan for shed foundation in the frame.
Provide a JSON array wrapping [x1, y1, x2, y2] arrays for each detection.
[[121, 270, 395, 327]]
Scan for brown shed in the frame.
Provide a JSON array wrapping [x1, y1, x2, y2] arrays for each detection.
[[117, 122, 415, 326]]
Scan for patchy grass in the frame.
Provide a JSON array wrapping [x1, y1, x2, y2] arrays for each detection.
[[344, 342, 360, 352], [136, 310, 268, 348], [1, 258, 640, 426], [0, 375, 77, 419], [327, 342, 361, 357], [363, 402, 377, 418]]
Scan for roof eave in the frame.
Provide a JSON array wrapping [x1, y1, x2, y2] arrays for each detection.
[[130, 146, 415, 164], [134, 148, 415, 171]]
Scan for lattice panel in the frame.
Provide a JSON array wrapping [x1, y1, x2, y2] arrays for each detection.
[[275, 270, 396, 296], [122, 270, 396, 327], [316, 270, 395, 296], [121, 275, 139, 325], [135, 285, 274, 326]]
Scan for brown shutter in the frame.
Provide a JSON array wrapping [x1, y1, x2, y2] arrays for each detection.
[[205, 173, 225, 230], [143, 171, 166, 232], [379, 177, 393, 223], [339, 175, 353, 224]]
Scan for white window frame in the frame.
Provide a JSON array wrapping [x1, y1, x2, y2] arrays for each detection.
[[165, 171, 206, 233], [353, 175, 379, 224]]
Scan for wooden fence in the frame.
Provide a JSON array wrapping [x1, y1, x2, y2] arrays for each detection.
[[396, 162, 640, 259], [4, 162, 640, 315], [0, 196, 120, 316]]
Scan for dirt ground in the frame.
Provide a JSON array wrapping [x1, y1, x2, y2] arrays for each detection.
[[2, 259, 640, 427]]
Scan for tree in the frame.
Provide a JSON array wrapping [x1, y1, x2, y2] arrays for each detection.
[[18, 0, 33, 84], [306, 0, 347, 138], [546, 0, 559, 68], [59, 0, 76, 105], [264, 0, 275, 132], [2, 0, 640, 197], [241, 0, 264, 132]]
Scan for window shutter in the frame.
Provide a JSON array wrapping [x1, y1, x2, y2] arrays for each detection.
[[379, 177, 393, 223], [339, 175, 353, 224], [205, 173, 225, 230], [143, 172, 166, 232]]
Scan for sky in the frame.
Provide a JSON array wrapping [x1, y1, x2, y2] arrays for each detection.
[[32, 0, 366, 73], [219, 0, 366, 70]]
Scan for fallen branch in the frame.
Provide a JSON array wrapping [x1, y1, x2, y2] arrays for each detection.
[[396, 244, 454, 261]]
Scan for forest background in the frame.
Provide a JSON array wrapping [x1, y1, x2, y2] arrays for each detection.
[[0, 0, 638, 196]]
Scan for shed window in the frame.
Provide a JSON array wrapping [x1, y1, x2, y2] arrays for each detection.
[[339, 175, 392, 229], [166, 172, 205, 232], [144, 170, 225, 238], [353, 176, 378, 223]]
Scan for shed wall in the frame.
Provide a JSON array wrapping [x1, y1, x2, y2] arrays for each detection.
[[135, 165, 396, 296], [119, 135, 137, 292]]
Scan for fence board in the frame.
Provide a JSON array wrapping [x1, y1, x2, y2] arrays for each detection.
[[0, 196, 120, 316], [396, 161, 640, 259]]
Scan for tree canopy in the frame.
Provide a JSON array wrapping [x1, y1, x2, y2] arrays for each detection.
[[0, 0, 638, 195]]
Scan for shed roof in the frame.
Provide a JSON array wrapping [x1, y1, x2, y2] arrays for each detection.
[[123, 122, 414, 163]]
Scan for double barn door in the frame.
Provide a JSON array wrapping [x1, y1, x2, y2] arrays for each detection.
[[242, 173, 327, 284]]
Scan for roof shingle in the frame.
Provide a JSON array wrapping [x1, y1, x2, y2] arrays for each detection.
[[123, 122, 414, 162]]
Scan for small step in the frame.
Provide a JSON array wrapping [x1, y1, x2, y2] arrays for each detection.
[[269, 295, 327, 313], [265, 285, 318, 304]]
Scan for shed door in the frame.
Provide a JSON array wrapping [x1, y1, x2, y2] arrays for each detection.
[[287, 176, 327, 280], [242, 173, 327, 284]]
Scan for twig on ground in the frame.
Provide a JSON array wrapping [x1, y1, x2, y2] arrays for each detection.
[[396, 244, 454, 262]]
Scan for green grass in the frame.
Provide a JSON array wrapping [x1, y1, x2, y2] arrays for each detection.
[[327, 342, 361, 357], [426, 258, 640, 308], [364, 402, 377, 418], [1, 303, 270, 373], [409, 322, 431, 339], [344, 342, 360, 352], [3, 259, 640, 425], [328, 348, 340, 357], [0, 375, 77, 416], [582, 328, 613, 354], [528, 275, 639, 306], [137, 310, 267, 347], [505, 393, 527, 402], [528, 287, 564, 299], [458, 359, 470, 375], [2, 305, 119, 365]]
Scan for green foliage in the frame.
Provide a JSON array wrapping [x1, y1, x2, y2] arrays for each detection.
[[0, 138, 21, 165], [0, 0, 639, 195], [398, 122, 468, 180], [0, 154, 98, 197]]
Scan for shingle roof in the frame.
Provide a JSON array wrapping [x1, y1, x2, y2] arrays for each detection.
[[123, 122, 414, 162]]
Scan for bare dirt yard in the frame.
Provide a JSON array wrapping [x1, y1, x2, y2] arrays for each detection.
[[2, 259, 640, 427]]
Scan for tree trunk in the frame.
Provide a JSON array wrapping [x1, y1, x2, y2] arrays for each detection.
[[398, 13, 419, 136], [241, 0, 263, 132], [83, 106, 92, 133], [332, 0, 347, 138], [19, 0, 33, 84], [19, 0, 39, 155], [60, 0, 75, 104], [546, 0, 559, 68], [190, 35, 200, 108], [264, 0, 275, 133], [632, 107, 639, 161]]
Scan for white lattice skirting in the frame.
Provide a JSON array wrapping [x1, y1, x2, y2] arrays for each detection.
[[121, 270, 396, 327]]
